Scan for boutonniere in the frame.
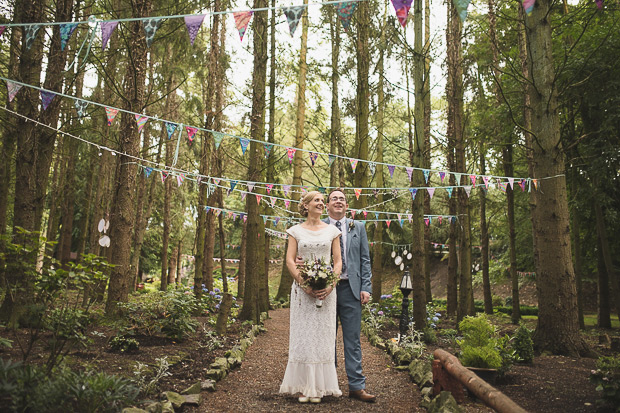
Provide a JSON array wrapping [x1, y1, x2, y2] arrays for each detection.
[[348, 220, 355, 232]]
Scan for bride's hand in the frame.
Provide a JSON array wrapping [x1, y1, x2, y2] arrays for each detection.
[[315, 285, 333, 300]]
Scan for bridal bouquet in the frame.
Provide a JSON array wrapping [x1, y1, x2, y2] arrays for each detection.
[[298, 256, 338, 308]]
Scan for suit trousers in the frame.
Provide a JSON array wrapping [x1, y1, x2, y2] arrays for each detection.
[[336, 280, 365, 391]]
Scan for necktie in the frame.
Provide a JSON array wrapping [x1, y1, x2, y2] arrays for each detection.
[[335, 220, 346, 272]]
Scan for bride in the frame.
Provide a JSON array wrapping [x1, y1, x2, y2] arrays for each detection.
[[279, 191, 343, 403]]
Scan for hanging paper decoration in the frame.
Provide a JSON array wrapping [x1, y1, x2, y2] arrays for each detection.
[[144, 167, 153, 177], [270, 196, 276, 206], [439, 216, 443, 225], [214, 208, 222, 217], [24, 24, 41, 50], [424, 217, 430, 226], [369, 162, 376, 175], [105, 107, 119, 125], [391, 0, 413, 27], [423, 169, 430, 183], [186, 126, 198, 143], [350, 158, 359, 173], [185, 15, 205, 45], [363, 210, 368, 218], [522, 0, 535, 15], [388, 164, 396, 178], [469, 174, 476, 186], [283, 6, 305, 37], [439, 171, 446, 183], [176, 173, 185, 187], [309, 152, 318, 166], [405, 167, 413, 181], [0, 26, 6, 38], [165, 122, 177, 139], [241, 191, 247, 200], [595, 0, 603, 9], [386, 220, 391, 228], [482, 176, 490, 189], [266, 184, 273, 194], [519, 179, 526, 191], [409, 188, 417, 200], [427, 187, 435, 199], [336, 1, 358, 31], [40, 91, 56, 111], [263, 142, 273, 158], [6, 81, 22, 103], [233, 11, 254, 42], [59, 23, 78, 51], [354, 188, 362, 200], [329, 154, 337, 167], [230, 180, 238, 192], [498, 181, 507, 193], [454, 0, 471, 22], [212, 131, 225, 149], [301, 186, 308, 195], [532, 179, 538, 190], [247, 182, 255, 192], [134, 114, 148, 132], [101, 21, 119, 50], [463, 186, 472, 198], [239, 137, 250, 154], [453, 172, 462, 185], [160, 170, 168, 183], [212, 178, 221, 186], [350, 210, 356, 219], [205, 206, 211, 213], [256, 194, 263, 205], [508, 177, 514, 189], [446, 187, 454, 198], [407, 214, 413, 222], [74, 100, 88, 118], [143, 18, 163, 48], [243, 214, 248, 222], [284, 199, 291, 209], [318, 187, 326, 194], [287, 147, 296, 164], [283, 185, 291, 197]]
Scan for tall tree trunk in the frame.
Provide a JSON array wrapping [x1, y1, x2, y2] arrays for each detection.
[[237, 220, 247, 299], [479, 142, 492, 315], [596, 230, 611, 329], [570, 180, 585, 329], [594, 201, 619, 322], [423, 0, 432, 303], [524, 0, 589, 355], [239, 0, 268, 323], [105, 0, 151, 316], [328, 5, 341, 189], [354, 0, 369, 211]]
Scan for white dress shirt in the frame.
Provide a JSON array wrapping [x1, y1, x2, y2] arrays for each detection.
[[329, 217, 348, 279]]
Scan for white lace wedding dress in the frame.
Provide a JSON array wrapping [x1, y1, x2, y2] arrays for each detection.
[[279, 224, 342, 398]]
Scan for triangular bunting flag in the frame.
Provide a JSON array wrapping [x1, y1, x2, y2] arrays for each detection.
[[354, 188, 362, 200], [105, 107, 119, 126], [134, 114, 148, 132], [388, 165, 396, 178], [350, 158, 359, 173], [287, 147, 296, 164], [282, 6, 305, 37], [214, 208, 222, 217], [233, 11, 254, 42], [533, 179, 538, 190], [406, 167, 413, 181], [283, 185, 291, 197], [423, 169, 430, 183], [270, 196, 276, 207], [247, 182, 255, 192], [519, 179, 526, 191], [508, 177, 514, 189], [463, 186, 472, 198], [230, 180, 238, 191], [453, 172, 462, 185], [176, 173, 185, 187], [142, 18, 163, 48], [309, 152, 318, 166], [329, 154, 337, 166], [469, 174, 476, 186], [284, 199, 291, 209], [350, 210, 356, 219], [6, 81, 22, 103], [363, 210, 368, 218], [241, 191, 247, 200], [424, 217, 430, 226], [407, 214, 413, 222], [256, 194, 263, 205], [165, 122, 177, 139], [454, 0, 471, 22], [144, 167, 153, 177], [0, 26, 6, 38], [595, 0, 603, 9], [369, 162, 376, 175], [212, 131, 225, 149], [439, 171, 446, 183], [446, 187, 454, 198], [266, 184, 273, 194], [74, 100, 88, 118], [239, 137, 250, 154], [523, 0, 535, 15], [336, 1, 358, 31], [186, 126, 198, 143], [391, 0, 413, 27], [263, 142, 273, 158], [439, 216, 443, 225], [386, 220, 391, 228], [160, 170, 168, 183], [24, 24, 41, 50], [101, 21, 119, 50], [482, 176, 490, 189], [409, 188, 417, 200], [185, 15, 205, 45], [318, 187, 326, 194], [212, 178, 221, 185], [40, 91, 56, 111], [59, 23, 78, 51], [427, 187, 435, 199]]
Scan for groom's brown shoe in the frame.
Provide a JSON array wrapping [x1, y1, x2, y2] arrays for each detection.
[[349, 389, 376, 403]]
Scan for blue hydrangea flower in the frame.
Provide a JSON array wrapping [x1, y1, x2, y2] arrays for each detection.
[[214, 288, 220, 293]]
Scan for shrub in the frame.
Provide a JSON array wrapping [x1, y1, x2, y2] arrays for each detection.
[[399, 323, 426, 360], [460, 345, 503, 370], [457, 314, 515, 375], [590, 355, 620, 411], [492, 295, 504, 307], [512, 324, 534, 363], [132, 357, 171, 396], [109, 335, 140, 353]]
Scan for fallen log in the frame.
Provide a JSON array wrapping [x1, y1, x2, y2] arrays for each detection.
[[433, 349, 528, 413]]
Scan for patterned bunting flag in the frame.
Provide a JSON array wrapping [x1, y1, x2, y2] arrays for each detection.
[[454, 0, 471, 22], [233, 11, 254, 42], [354, 188, 362, 200], [406, 167, 413, 181], [522, 0, 535, 15], [105, 107, 119, 125], [427, 187, 435, 199], [287, 148, 296, 164], [439, 171, 446, 183], [266, 184, 273, 194], [463, 186, 472, 198], [24, 24, 41, 50], [283, 6, 305, 37], [212, 131, 225, 149], [214, 208, 221, 217], [349, 158, 358, 173], [143, 18, 163, 48], [243, 215, 248, 223], [144, 167, 153, 177], [176, 173, 185, 187], [184, 15, 205, 45], [407, 214, 413, 222], [532, 179, 538, 190], [336, 1, 358, 31], [309, 152, 318, 166], [212, 178, 221, 186], [369, 162, 376, 175], [59, 23, 78, 51], [482, 176, 490, 189], [423, 169, 430, 183], [205, 206, 211, 213], [0, 26, 6, 38], [595, 0, 603, 9], [519, 179, 526, 191], [230, 180, 238, 191], [241, 191, 247, 200], [446, 187, 454, 198], [263, 142, 273, 158], [6, 81, 22, 102], [165, 122, 177, 139], [388, 165, 396, 178], [363, 210, 368, 218], [134, 114, 148, 132], [409, 188, 417, 200], [101, 21, 119, 50], [74, 100, 88, 118], [498, 180, 507, 193], [283, 185, 291, 197], [284, 199, 291, 209], [469, 174, 476, 186], [160, 170, 168, 183], [329, 154, 337, 167], [186, 126, 198, 143], [256, 194, 263, 205], [239, 137, 250, 154], [453, 172, 462, 185], [350, 210, 356, 219], [391, 0, 413, 27], [247, 182, 255, 192], [301, 186, 308, 195], [424, 217, 430, 226], [40, 91, 56, 110], [270, 196, 276, 206]]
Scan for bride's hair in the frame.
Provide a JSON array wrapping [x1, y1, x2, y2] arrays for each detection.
[[298, 191, 322, 217]]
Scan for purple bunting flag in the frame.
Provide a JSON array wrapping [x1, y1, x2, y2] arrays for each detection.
[[388, 164, 396, 178], [406, 167, 413, 181], [184, 15, 205, 46], [233, 11, 254, 42], [391, 0, 413, 27], [101, 21, 119, 50], [247, 182, 255, 192], [0, 26, 6, 38], [427, 187, 435, 199], [283, 185, 291, 197], [309, 152, 318, 166], [40, 91, 56, 111], [595, 0, 603, 9], [439, 171, 446, 183]]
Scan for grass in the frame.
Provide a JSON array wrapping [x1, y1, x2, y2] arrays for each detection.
[[583, 313, 620, 329]]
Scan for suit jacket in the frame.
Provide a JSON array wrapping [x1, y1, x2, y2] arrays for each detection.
[[324, 217, 373, 300]]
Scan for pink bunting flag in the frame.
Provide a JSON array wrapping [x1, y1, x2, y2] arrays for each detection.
[[350, 159, 359, 173], [160, 171, 168, 183], [212, 178, 221, 185], [270, 196, 276, 207], [363, 210, 368, 218], [469, 174, 476, 186], [309, 152, 318, 166], [186, 126, 198, 143], [283, 185, 291, 196], [391, 0, 413, 27], [350, 210, 356, 219], [266, 184, 273, 194], [0, 26, 6, 38], [386, 220, 391, 228], [185, 15, 205, 45], [439, 216, 443, 225], [595, 0, 603, 9], [247, 182, 255, 192], [6, 81, 22, 102], [176, 173, 185, 187], [405, 167, 413, 181], [233, 11, 254, 42], [101, 21, 119, 51], [241, 191, 247, 200], [105, 107, 119, 126], [134, 114, 148, 132], [523, 0, 535, 15], [439, 171, 446, 183], [284, 199, 291, 209], [482, 176, 490, 189], [388, 165, 396, 178], [424, 217, 430, 226], [354, 188, 362, 200], [287, 147, 296, 164], [256, 194, 263, 205], [407, 214, 413, 223], [427, 187, 435, 199], [243, 215, 247, 222]]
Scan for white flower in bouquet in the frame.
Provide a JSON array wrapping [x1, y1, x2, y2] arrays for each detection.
[[297, 256, 338, 308]]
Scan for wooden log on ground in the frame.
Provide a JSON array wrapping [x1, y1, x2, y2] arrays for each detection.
[[433, 349, 528, 413]]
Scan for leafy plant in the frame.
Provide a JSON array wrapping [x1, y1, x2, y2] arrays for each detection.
[[512, 324, 535, 363], [590, 355, 620, 411], [399, 323, 426, 360], [109, 335, 140, 353], [132, 357, 172, 396], [457, 314, 514, 375]]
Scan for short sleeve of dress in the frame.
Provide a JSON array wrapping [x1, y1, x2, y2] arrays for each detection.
[[329, 225, 341, 241], [286, 224, 300, 241]]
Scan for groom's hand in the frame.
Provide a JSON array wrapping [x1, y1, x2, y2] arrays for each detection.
[[360, 291, 371, 305]]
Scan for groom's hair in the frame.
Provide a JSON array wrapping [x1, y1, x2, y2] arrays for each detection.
[[327, 188, 347, 203]]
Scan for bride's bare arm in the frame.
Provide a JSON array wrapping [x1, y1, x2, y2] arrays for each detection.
[[286, 237, 302, 284]]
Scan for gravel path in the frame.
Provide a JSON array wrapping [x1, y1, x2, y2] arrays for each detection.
[[200, 307, 424, 412]]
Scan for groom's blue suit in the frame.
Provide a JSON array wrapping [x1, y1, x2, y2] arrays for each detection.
[[324, 217, 372, 391]]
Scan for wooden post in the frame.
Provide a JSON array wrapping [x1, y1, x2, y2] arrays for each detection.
[[433, 349, 528, 413]]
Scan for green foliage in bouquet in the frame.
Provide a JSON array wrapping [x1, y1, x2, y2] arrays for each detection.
[[297, 256, 338, 290]]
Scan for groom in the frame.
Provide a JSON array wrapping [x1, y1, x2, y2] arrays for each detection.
[[326, 189, 376, 402]]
